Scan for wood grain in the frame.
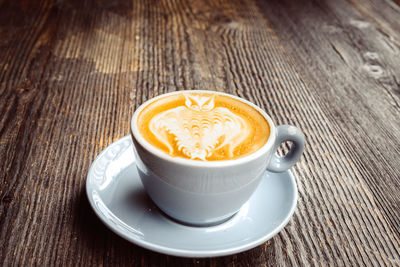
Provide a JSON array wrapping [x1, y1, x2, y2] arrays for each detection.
[[1, 0, 399, 265]]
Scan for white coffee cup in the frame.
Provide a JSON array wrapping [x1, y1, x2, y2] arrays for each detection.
[[130, 90, 305, 226]]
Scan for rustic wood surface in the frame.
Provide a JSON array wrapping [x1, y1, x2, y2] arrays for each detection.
[[1, 0, 400, 265]]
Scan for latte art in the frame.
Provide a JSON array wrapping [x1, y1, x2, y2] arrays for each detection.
[[137, 92, 270, 161], [149, 95, 250, 160]]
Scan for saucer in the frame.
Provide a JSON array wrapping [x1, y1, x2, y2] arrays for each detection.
[[86, 136, 298, 258]]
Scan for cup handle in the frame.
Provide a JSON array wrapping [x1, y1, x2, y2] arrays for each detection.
[[267, 125, 305, 173]]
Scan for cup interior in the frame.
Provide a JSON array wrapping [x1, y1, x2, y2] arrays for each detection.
[[131, 90, 277, 167]]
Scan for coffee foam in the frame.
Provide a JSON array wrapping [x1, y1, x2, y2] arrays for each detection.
[[137, 92, 270, 161]]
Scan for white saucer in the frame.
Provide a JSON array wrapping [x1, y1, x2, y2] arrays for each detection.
[[86, 136, 298, 258]]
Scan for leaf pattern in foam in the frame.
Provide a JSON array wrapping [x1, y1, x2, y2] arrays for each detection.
[[149, 96, 250, 160]]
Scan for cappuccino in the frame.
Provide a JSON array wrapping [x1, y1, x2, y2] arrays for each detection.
[[137, 92, 270, 161]]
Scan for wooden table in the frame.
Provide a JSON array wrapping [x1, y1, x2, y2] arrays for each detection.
[[1, 0, 400, 265]]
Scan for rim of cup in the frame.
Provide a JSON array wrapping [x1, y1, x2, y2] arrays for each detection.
[[130, 90, 277, 167]]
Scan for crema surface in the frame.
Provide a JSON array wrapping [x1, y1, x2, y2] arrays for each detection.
[[137, 92, 270, 161]]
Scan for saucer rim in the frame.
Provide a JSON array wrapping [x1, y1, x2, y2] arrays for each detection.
[[86, 136, 298, 258]]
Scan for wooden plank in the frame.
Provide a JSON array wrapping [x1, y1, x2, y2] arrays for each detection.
[[0, 0, 399, 265]]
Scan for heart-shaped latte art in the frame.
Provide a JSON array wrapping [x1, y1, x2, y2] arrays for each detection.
[[149, 95, 250, 160]]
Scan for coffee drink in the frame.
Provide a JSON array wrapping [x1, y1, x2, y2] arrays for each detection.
[[136, 92, 270, 161]]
